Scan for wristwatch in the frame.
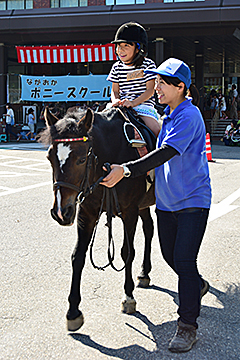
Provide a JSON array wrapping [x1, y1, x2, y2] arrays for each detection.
[[122, 165, 131, 177]]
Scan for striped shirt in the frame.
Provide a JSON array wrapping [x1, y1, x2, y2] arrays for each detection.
[[107, 58, 157, 107]]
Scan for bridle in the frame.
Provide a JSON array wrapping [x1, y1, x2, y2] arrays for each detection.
[[51, 135, 130, 272], [52, 136, 101, 204]]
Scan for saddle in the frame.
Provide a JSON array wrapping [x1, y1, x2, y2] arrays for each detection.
[[119, 107, 157, 189], [119, 107, 157, 154]]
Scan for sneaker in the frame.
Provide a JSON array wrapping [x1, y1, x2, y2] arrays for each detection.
[[168, 320, 197, 353], [30, 138, 35, 141], [200, 279, 210, 300]]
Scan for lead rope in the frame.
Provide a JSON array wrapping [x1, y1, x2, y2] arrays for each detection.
[[89, 163, 131, 272]]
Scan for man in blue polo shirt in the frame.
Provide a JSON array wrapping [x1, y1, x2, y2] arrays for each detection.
[[101, 58, 212, 353], [156, 98, 211, 211]]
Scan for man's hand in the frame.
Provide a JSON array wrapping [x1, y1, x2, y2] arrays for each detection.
[[100, 164, 124, 188]]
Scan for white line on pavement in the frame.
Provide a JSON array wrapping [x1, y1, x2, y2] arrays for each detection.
[[209, 188, 240, 222], [0, 163, 50, 172], [0, 181, 52, 197], [0, 154, 47, 162], [0, 171, 49, 177], [0, 185, 12, 190]]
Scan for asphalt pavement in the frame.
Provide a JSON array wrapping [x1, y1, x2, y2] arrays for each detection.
[[0, 141, 239, 360]]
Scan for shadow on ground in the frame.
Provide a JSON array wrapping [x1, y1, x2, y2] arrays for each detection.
[[69, 283, 240, 360], [211, 143, 240, 160]]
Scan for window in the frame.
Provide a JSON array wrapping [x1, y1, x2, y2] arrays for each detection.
[[60, 0, 78, 6], [0, 0, 33, 9], [164, 0, 204, 2], [8, 0, 24, 9], [106, 0, 144, 5], [0, 1, 5, 9], [51, 0, 87, 7]]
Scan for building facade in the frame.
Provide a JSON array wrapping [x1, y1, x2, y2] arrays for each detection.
[[1, 0, 240, 121]]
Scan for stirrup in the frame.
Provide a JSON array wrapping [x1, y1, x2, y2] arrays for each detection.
[[123, 122, 147, 148]]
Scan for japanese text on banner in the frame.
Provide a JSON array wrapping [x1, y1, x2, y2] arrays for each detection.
[[21, 74, 111, 102]]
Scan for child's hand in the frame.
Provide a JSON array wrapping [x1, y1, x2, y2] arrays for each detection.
[[112, 99, 122, 107], [121, 99, 133, 108]]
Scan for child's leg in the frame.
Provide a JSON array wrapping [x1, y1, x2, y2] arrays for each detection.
[[223, 111, 228, 119], [140, 115, 161, 137]]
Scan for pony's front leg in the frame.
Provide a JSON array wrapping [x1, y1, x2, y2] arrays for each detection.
[[137, 207, 154, 288], [67, 205, 97, 332], [120, 209, 138, 314]]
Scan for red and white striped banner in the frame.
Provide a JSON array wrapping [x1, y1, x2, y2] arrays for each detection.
[[16, 44, 117, 63]]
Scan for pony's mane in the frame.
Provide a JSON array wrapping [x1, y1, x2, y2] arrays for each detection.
[[38, 108, 87, 145], [38, 106, 123, 145]]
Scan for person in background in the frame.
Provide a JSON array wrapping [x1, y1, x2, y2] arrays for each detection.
[[17, 125, 31, 142], [49, 103, 60, 118], [101, 58, 211, 353], [187, 84, 200, 107], [233, 119, 240, 134], [218, 89, 228, 120], [27, 108, 35, 140], [230, 84, 238, 120], [222, 120, 237, 146], [107, 21, 160, 137], [4, 103, 18, 142], [210, 93, 219, 119], [39, 103, 46, 121]]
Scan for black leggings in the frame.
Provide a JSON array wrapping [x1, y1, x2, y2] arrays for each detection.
[[156, 207, 209, 328]]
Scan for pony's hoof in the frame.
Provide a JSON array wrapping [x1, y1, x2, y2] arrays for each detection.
[[121, 296, 136, 314], [67, 313, 84, 332], [136, 276, 150, 288]]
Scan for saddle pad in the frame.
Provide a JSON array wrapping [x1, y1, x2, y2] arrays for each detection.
[[133, 128, 153, 184], [134, 128, 148, 158]]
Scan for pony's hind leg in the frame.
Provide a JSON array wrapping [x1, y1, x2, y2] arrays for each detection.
[[120, 209, 138, 314], [137, 207, 154, 288]]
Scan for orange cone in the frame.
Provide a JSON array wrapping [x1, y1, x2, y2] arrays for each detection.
[[206, 133, 214, 162]]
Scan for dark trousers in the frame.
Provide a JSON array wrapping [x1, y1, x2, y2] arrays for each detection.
[[6, 124, 18, 140], [230, 101, 238, 120], [156, 207, 209, 328]]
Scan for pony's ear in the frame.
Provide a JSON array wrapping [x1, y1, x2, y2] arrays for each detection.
[[78, 108, 93, 132], [44, 106, 59, 127]]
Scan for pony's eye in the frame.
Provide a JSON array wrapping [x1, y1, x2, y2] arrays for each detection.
[[76, 158, 86, 165]]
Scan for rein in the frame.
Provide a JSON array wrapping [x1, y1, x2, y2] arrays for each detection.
[[52, 137, 130, 272], [89, 163, 131, 272]]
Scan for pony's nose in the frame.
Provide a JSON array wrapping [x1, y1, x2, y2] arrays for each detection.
[[62, 205, 74, 221], [51, 205, 75, 225]]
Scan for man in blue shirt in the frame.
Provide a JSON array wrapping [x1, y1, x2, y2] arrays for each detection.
[[102, 58, 212, 353]]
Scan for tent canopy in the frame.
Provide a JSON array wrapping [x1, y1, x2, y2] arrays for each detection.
[[16, 44, 117, 63]]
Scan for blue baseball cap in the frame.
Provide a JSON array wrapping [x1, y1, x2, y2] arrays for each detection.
[[145, 58, 191, 89]]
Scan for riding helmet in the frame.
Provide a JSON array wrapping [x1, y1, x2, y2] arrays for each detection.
[[112, 22, 148, 57]]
